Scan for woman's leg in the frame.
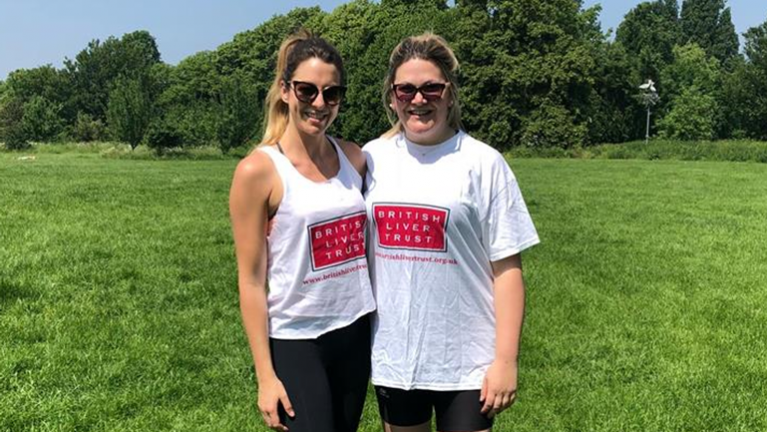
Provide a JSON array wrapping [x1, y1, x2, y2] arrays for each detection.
[[326, 314, 373, 432], [383, 421, 432, 432], [375, 386, 432, 432], [433, 390, 493, 432], [270, 338, 335, 432]]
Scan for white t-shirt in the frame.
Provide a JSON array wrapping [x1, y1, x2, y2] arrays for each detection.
[[260, 138, 376, 340], [363, 131, 539, 390]]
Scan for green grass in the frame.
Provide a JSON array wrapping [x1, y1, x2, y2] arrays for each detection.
[[1, 152, 765, 431]]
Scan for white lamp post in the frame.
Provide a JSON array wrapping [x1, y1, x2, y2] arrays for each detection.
[[639, 79, 659, 144]]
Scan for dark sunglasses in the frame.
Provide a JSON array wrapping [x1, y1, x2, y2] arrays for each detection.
[[391, 82, 448, 103], [288, 81, 346, 106]]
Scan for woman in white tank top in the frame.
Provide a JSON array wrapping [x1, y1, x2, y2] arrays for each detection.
[[229, 30, 375, 432]]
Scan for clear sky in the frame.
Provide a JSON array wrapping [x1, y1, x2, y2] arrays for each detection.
[[0, 0, 765, 81]]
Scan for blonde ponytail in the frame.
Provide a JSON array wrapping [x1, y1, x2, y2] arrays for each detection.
[[261, 30, 312, 145]]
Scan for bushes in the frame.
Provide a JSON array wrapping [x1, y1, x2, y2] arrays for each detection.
[[658, 88, 717, 140], [145, 118, 185, 154], [71, 113, 108, 142], [107, 75, 152, 149], [0, 98, 29, 150], [508, 139, 766, 163], [21, 95, 64, 142]]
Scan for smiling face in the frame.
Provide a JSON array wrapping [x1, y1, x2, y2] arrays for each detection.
[[281, 57, 341, 137], [391, 58, 455, 145]]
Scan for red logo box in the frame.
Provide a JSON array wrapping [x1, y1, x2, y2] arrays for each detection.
[[373, 204, 449, 252], [308, 212, 367, 271]]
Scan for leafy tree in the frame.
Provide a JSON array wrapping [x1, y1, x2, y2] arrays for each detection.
[[659, 43, 720, 140], [744, 21, 767, 66], [0, 98, 29, 149], [661, 42, 719, 101], [5, 65, 70, 103], [615, 0, 679, 84], [586, 41, 644, 143], [21, 95, 64, 141], [680, 0, 738, 63], [66, 31, 161, 122], [742, 22, 767, 140], [121, 30, 162, 68], [4, 66, 74, 123], [216, 72, 260, 153], [381, 0, 448, 8], [455, 0, 597, 148], [215, 7, 325, 77], [107, 75, 152, 149], [659, 86, 717, 140], [153, 52, 221, 147]]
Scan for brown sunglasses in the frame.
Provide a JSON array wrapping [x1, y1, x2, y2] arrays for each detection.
[[391, 82, 448, 103], [288, 81, 346, 106]]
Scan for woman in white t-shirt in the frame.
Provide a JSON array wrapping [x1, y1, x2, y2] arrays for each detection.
[[230, 30, 375, 432], [364, 33, 540, 432]]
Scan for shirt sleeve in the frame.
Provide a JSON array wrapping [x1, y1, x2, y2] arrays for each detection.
[[483, 158, 540, 262]]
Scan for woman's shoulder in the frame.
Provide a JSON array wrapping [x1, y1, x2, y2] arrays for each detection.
[[459, 132, 500, 156], [233, 145, 278, 185], [230, 145, 282, 213], [362, 133, 399, 154], [459, 132, 509, 164], [456, 132, 518, 184], [333, 137, 366, 176]]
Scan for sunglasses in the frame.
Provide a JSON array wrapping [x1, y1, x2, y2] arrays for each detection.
[[288, 81, 346, 106], [391, 82, 448, 103]]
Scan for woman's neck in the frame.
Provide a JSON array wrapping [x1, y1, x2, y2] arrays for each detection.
[[404, 126, 457, 146], [279, 127, 332, 161]]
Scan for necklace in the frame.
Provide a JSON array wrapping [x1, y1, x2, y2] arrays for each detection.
[[404, 131, 459, 157], [406, 139, 447, 157]]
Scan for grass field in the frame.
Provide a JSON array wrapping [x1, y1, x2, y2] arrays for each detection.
[[1, 152, 765, 432]]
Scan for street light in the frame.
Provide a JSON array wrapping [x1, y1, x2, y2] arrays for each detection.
[[639, 79, 659, 145]]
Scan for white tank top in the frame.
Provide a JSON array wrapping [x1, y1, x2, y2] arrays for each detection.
[[259, 137, 375, 339]]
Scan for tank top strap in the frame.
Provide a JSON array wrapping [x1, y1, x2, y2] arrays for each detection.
[[258, 144, 290, 172], [327, 136, 362, 185]]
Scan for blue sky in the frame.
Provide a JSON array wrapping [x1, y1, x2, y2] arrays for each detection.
[[0, 0, 764, 80]]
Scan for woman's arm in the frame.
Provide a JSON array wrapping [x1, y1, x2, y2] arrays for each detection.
[[230, 153, 293, 431], [480, 253, 525, 418]]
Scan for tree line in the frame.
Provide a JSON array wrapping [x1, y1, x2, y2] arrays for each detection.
[[0, 0, 765, 152]]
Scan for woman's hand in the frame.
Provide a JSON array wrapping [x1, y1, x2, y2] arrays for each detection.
[[480, 358, 518, 418], [258, 375, 295, 431]]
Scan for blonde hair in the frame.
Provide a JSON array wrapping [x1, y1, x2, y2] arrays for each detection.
[[260, 30, 346, 145], [382, 33, 463, 138]]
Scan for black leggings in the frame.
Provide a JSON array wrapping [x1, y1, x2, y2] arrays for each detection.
[[269, 314, 371, 432]]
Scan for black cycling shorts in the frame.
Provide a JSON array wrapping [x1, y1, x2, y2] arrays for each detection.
[[375, 386, 494, 431], [269, 314, 371, 432]]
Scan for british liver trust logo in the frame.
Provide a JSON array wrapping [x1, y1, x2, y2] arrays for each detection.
[[373, 203, 449, 252], [308, 212, 367, 271]]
